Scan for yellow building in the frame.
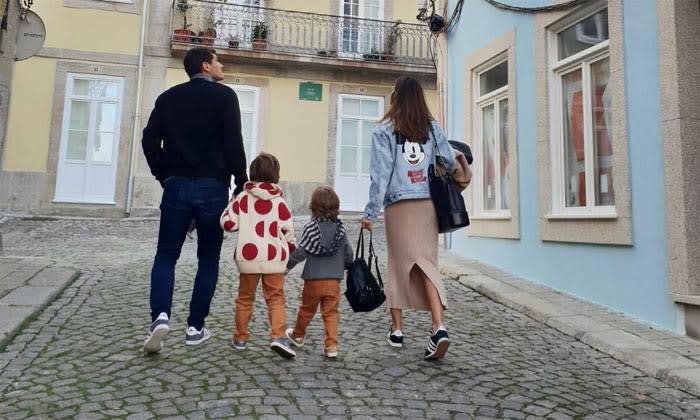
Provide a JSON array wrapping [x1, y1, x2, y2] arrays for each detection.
[[0, 0, 437, 217]]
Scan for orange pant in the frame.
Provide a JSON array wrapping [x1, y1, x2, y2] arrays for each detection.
[[292, 279, 340, 348], [234, 273, 286, 342]]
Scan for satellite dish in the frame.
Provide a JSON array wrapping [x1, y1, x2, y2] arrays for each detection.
[[16, 10, 46, 61]]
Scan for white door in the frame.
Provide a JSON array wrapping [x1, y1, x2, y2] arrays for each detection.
[[226, 84, 259, 167], [54, 74, 124, 204], [339, 0, 383, 56], [335, 95, 383, 211]]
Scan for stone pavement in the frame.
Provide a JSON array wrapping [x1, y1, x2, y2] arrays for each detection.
[[0, 216, 699, 419]]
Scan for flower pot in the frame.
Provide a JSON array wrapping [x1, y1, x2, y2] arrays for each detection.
[[228, 40, 239, 49], [198, 30, 216, 46], [173, 28, 195, 43], [252, 38, 267, 50]]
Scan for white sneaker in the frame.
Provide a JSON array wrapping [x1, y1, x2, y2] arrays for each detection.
[[144, 312, 170, 353], [185, 326, 211, 345]]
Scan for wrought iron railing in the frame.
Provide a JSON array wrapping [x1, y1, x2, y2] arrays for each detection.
[[172, 0, 434, 66]]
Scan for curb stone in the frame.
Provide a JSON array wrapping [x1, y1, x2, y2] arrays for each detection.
[[439, 250, 700, 398]]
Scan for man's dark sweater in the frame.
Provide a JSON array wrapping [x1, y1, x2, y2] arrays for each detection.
[[141, 77, 248, 193]]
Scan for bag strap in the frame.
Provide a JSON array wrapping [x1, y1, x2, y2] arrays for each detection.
[[386, 132, 399, 190], [429, 123, 439, 166], [355, 228, 365, 260], [367, 230, 384, 288]]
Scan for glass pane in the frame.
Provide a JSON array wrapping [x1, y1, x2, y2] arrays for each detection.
[[342, 98, 361, 116], [361, 146, 371, 174], [340, 146, 357, 173], [361, 121, 375, 146], [482, 104, 496, 211], [562, 69, 585, 207], [558, 9, 609, 60], [73, 79, 90, 96], [97, 103, 117, 132], [341, 120, 357, 145], [69, 101, 90, 130], [66, 130, 88, 160], [479, 61, 508, 96], [93, 132, 114, 163], [360, 100, 379, 118], [591, 58, 614, 206], [89, 80, 119, 99], [499, 99, 509, 210], [244, 140, 254, 162], [241, 113, 253, 139], [237, 91, 255, 109]]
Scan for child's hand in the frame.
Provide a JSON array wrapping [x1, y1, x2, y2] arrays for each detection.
[[361, 218, 373, 230]]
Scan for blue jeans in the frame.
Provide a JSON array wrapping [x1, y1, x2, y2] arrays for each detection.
[[150, 176, 229, 330]]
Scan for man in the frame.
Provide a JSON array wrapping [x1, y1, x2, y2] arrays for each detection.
[[141, 47, 248, 353]]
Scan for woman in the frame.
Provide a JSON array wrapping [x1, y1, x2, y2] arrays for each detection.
[[361, 76, 456, 361]]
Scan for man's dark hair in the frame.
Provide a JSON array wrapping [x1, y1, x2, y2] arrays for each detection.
[[183, 47, 216, 77]]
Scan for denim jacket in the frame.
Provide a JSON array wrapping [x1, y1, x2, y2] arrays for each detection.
[[363, 120, 456, 221]]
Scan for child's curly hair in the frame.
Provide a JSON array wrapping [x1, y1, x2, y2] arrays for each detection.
[[310, 186, 340, 219]]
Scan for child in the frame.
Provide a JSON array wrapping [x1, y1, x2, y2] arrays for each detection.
[[220, 153, 297, 359], [285, 186, 353, 358]]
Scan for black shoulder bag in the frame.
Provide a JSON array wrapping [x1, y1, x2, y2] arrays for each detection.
[[428, 126, 470, 233], [344, 228, 386, 312]]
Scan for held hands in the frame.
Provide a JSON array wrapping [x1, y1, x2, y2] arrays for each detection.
[[360, 218, 373, 230]]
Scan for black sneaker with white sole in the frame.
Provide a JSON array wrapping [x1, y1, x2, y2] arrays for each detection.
[[424, 327, 450, 360], [144, 312, 170, 353], [386, 329, 404, 348], [185, 326, 211, 345], [270, 339, 296, 359]]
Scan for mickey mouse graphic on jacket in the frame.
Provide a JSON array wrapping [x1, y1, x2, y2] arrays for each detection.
[[220, 153, 298, 359]]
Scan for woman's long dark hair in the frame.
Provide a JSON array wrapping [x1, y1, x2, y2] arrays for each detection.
[[380, 76, 433, 143]]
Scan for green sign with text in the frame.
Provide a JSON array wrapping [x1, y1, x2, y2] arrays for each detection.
[[299, 82, 322, 101]]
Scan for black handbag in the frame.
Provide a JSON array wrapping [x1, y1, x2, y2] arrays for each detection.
[[428, 127, 470, 233], [344, 228, 386, 312]]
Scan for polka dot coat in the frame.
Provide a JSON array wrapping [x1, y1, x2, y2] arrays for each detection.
[[220, 181, 296, 274]]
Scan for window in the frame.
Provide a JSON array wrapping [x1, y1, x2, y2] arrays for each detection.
[[226, 84, 259, 167], [473, 58, 510, 217], [339, 0, 383, 55], [550, 7, 613, 217]]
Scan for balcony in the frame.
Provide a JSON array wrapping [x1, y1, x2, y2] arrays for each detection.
[[170, 0, 436, 75]]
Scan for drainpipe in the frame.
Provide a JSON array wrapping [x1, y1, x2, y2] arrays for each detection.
[[125, 0, 149, 215]]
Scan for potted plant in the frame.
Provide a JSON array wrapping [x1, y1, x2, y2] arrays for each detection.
[[251, 21, 268, 50], [382, 19, 402, 61], [173, 0, 195, 42], [363, 49, 381, 61], [198, 11, 222, 46], [228, 35, 239, 49]]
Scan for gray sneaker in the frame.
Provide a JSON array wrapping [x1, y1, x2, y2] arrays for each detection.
[[270, 339, 296, 359], [185, 326, 211, 345], [144, 312, 170, 353]]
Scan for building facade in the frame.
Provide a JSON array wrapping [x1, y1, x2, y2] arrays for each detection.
[[0, 0, 437, 218], [444, 0, 700, 338]]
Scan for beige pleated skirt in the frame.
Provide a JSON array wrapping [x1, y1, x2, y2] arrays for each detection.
[[384, 198, 447, 311]]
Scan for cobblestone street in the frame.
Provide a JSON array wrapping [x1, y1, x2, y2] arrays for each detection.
[[1, 217, 700, 419]]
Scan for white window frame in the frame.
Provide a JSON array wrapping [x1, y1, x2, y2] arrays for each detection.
[[55, 73, 125, 204], [472, 55, 511, 219], [547, 4, 615, 219], [226, 84, 260, 167], [335, 93, 384, 177], [338, 0, 385, 56]]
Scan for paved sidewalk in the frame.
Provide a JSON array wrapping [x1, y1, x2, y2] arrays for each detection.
[[0, 256, 80, 347], [440, 251, 700, 398]]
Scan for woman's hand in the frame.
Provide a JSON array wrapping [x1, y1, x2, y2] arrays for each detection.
[[361, 218, 373, 230]]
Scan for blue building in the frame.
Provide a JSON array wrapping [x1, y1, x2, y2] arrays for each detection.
[[442, 0, 699, 338]]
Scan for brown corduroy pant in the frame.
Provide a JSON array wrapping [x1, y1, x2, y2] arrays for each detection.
[[234, 273, 286, 342], [291, 279, 341, 348]]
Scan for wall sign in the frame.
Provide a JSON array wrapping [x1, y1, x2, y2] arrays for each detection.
[[16, 10, 45, 61], [299, 82, 322, 102]]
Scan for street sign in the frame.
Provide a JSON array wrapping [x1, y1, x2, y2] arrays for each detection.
[[299, 82, 322, 102], [16, 10, 45, 61]]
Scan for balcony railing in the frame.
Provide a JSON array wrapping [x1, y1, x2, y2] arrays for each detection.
[[172, 0, 434, 66]]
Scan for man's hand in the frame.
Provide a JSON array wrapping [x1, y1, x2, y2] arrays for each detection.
[[361, 218, 373, 230]]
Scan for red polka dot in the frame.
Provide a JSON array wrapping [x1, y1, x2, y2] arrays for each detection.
[[278, 203, 291, 221], [223, 220, 234, 231], [254, 199, 273, 215], [240, 195, 248, 213], [260, 182, 274, 192], [255, 221, 265, 238], [232, 201, 240, 214], [288, 242, 296, 253], [268, 221, 278, 237], [281, 247, 287, 261], [245, 183, 254, 190], [241, 243, 258, 260], [268, 244, 277, 260]]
